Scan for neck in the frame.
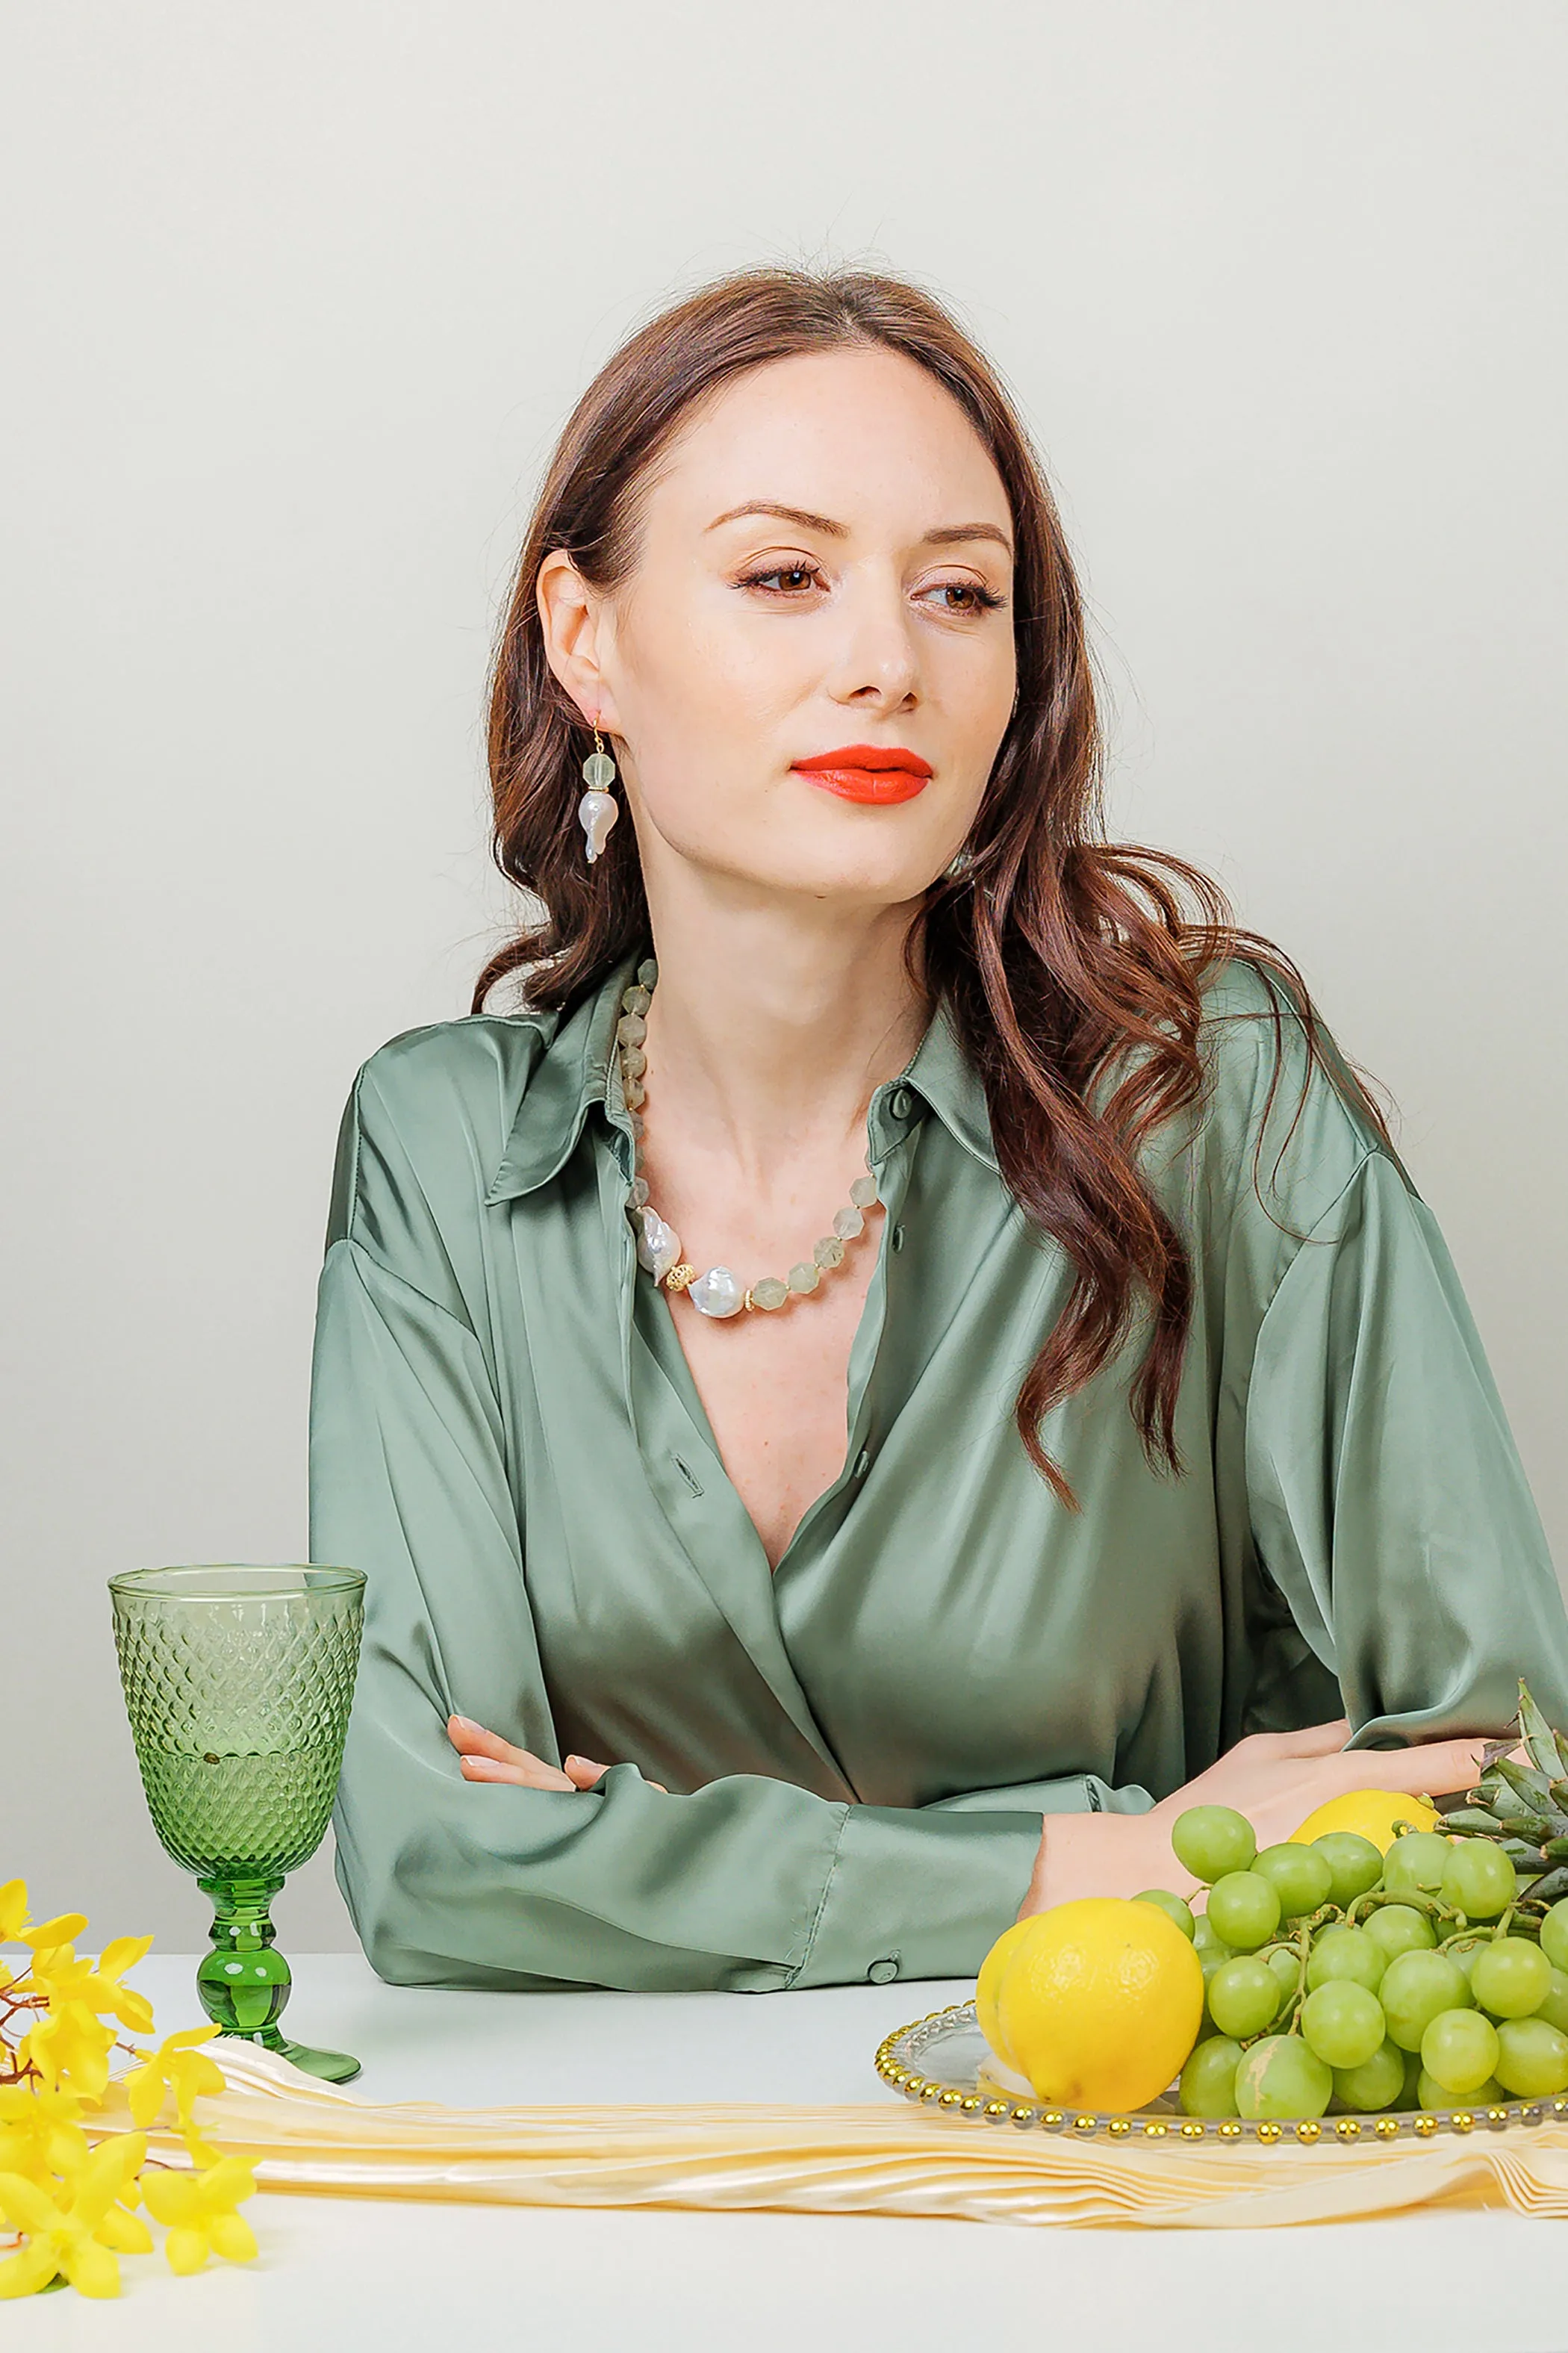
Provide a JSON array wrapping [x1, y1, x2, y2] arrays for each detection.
[[636, 881, 930, 1183]]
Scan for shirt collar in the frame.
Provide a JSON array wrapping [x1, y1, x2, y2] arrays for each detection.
[[482, 952, 999, 1205]]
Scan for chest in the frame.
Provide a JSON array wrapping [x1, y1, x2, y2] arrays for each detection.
[[661, 1222, 883, 1569]]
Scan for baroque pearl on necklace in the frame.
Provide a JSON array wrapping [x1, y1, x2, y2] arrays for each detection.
[[616, 959, 882, 1320]]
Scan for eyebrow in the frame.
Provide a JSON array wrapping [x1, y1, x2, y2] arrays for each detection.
[[705, 501, 1013, 556]]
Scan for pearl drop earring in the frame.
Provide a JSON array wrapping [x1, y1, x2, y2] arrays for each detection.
[[578, 725, 619, 864]]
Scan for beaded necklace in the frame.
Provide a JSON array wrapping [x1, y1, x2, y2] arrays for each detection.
[[615, 960, 882, 1320]]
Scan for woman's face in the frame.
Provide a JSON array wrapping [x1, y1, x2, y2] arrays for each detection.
[[542, 346, 1018, 910]]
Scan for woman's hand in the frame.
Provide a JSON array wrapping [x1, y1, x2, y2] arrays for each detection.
[[1018, 1718, 1498, 1918], [445, 1715, 666, 1792]]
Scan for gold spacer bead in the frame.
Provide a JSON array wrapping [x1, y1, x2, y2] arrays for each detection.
[[938, 2089, 962, 2110], [982, 2099, 1011, 2122], [1255, 2122, 1281, 2142], [1180, 2121, 1205, 2139], [1374, 2117, 1400, 2137], [1038, 2111, 1065, 2130], [1072, 2114, 1098, 2135], [1107, 2119, 1131, 2138], [1450, 2110, 1475, 2133], [1296, 2121, 1322, 2142], [1334, 2119, 1360, 2140], [663, 1263, 697, 1293], [1413, 2114, 1438, 2135], [1218, 2121, 1243, 2140], [1142, 2121, 1168, 2137]]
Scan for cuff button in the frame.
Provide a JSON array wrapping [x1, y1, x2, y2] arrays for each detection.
[[867, 1956, 900, 1984]]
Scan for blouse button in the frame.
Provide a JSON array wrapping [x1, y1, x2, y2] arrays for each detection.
[[889, 1086, 914, 1122], [867, 1956, 900, 1985]]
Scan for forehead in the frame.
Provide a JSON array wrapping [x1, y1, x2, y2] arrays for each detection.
[[641, 345, 1012, 537]]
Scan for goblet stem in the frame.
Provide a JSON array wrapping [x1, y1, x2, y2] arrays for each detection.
[[196, 1871, 292, 2048]]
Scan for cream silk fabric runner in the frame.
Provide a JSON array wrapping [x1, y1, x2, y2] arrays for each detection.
[[88, 2045, 1568, 2229]]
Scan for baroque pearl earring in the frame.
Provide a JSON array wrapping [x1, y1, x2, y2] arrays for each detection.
[[578, 726, 619, 864]]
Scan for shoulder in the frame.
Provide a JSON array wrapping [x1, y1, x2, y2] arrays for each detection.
[[1177, 951, 1419, 1245], [326, 1010, 559, 1255]]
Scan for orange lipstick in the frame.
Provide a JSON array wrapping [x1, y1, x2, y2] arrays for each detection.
[[791, 744, 933, 804]]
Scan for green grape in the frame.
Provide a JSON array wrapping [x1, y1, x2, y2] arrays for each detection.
[[1378, 1951, 1472, 2051], [1446, 1937, 1484, 1981], [1400, 2046, 1425, 2110], [1207, 1956, 1284, 2040], [1179, 2035, 1244, 2118], [1192, 1913, 1233, 1959], [1540, 1900, 1568, 1976], [1252, 1842, 1334, 1919], [1299, 1980, 1386, 2070], [1532, 1966, 1568, 2036], [1383, 1832, 1452, 1896], [1172, 1806, 1257, 1885], [1439, 1841, 1516, 1921], [1206, 1871, 1282, 1953], [1420, 2007, 1500, 2095], [1361, 1904, 1437, 1963], [1266, 1945, 1302, 2014], [1492, 2017, 1568, 2099], [1469, 1936, 1553, 2020], [1310, 1832, 1384, 1908], [1305, 1925, 1387, 1996], [1133, 1889, 1196, 1940], [1416, 2068, 1505, 2112], [1331, 2036, 1406, 2114], [1234, 2034, 1334, 2121]]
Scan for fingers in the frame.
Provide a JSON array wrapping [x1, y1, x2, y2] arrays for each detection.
[[564, 1755, 609, 1789], [448, 1715, 576, 1791], [1272, 1719, 1353, 1757], [1346, 1737, 1490, 1799]]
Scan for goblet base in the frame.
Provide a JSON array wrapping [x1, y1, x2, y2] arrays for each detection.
[[214, 2017, 362, 2082]]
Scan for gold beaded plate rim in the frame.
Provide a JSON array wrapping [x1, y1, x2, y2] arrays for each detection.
[[874, 2001, 1567, 2148]]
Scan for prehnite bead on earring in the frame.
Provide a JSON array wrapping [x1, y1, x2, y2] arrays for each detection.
[[578, 726, 619, 863]]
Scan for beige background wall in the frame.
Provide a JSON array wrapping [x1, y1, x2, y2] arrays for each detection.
[[5, 1, 1564, 1952]]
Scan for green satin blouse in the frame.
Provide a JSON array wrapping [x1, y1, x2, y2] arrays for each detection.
[[308, 952, 1568, 1993]]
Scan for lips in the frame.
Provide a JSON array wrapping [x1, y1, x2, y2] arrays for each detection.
[[790, 744, 933, 806]]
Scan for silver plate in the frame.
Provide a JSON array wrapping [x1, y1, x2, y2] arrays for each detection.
[[875, 2001, 1568, 2148]]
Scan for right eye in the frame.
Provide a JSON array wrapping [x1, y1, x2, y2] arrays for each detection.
[[737, 563, 824, 597]]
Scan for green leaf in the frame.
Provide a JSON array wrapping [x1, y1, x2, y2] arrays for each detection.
[[1517, 1680, 1564, 1779]]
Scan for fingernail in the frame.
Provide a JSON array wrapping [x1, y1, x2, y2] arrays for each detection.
[[450, 1715, 479, 1731]]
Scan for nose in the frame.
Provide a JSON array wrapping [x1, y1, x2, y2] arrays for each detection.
[[823, 567, 921, 712]]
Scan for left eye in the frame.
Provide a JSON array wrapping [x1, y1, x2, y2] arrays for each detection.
[[921, 581, 995, 613]]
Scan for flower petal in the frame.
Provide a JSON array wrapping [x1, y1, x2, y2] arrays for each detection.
[[0, 1880, 29, 1944], [63, 2234, 122, 2298], [163, 2223, 210, 2275], [96, 2204, 153, 2254], [208, 2210, 258, 2264], [0, 2242, 58, 2299], [141, 2171, 199, 2227], [0, 2172, 60, 2233], [96, 1936, 154, 1982]]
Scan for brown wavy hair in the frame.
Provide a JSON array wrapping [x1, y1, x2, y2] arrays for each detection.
[[474, 265, 1396, 1508]]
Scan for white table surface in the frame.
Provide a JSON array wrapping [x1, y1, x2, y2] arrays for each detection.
[[7, 1949, 1565, 2352]]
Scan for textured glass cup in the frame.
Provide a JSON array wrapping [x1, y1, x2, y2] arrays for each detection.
[[109, 1564, 365, 2083]]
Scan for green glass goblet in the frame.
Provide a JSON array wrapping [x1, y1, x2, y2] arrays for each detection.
[[108, 1563, 365, 2083]]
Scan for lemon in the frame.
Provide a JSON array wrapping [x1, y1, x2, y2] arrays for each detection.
[[989, 1897, 1204, 2113], [1290, 1788, 1441, 1853], [974, 1918, 1035, 2071]]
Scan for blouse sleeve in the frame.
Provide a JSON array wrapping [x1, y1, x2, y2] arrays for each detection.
[[1243, 1145, 1568, 1748], [309, 1110, 1045, 1994]]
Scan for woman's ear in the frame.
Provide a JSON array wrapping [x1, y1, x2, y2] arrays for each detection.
[[536, 550, 623, 733]]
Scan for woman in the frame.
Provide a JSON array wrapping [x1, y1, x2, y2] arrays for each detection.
[[309, 266, 1568, 1994]]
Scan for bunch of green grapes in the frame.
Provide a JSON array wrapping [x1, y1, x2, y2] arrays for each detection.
[[1133, 1809, 1568, 2122]]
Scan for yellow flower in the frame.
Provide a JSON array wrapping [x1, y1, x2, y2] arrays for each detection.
[[0, 2083, 90, 2181], [142, 2155, 258, 2274], [0, 1880, 29, 1943], [0, 2130, 147, 2299], [19, 2001, 116, 2102], [77, 1937, 157, 2038], [123, 2024, 227, 2137]]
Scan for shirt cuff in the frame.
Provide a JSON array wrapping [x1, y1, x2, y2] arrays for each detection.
[[791, 1803, 1043, 1990]]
